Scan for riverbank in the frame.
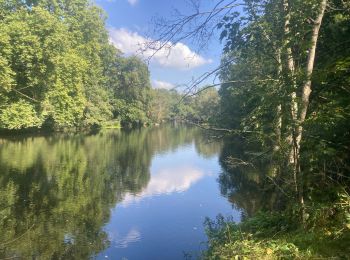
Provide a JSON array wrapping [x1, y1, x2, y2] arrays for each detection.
[[0, 120, 168, 136], [203, 199, 350, 259]]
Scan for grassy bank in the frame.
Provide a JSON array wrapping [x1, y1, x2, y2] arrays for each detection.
[[203, 192, 350, 259]]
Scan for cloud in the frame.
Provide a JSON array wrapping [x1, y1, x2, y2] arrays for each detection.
[[127, 0, 138, 6], [121, 166, 205, 206], [109, 28, 212, 70], [152, 80, 175, 90]]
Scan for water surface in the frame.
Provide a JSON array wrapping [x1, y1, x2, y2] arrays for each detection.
[[0, 124, 240, 259]]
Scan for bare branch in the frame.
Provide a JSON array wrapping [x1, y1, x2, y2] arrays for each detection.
[[141, 0, 242, 62], [184, 119, 257, 134], [12, 89, 39, 103], [181, 78, 278, 100]]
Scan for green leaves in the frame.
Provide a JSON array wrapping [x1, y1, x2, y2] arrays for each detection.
[[0, 0, 155, 130], [0, 5, 88, 129], [109, 56, 152, 126], [0, 99, 42, 129]]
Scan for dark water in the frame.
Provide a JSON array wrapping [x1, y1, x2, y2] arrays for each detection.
[[0, 124, 240, 259]]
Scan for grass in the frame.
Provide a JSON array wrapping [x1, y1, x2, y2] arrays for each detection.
[[202, 209, 350, 259]]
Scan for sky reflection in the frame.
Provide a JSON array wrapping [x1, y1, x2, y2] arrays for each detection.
[[101, 142, 236, 259], [121, 164, 205, 206]]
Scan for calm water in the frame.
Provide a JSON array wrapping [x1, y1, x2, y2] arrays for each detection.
[[0, 124, 240, 259]]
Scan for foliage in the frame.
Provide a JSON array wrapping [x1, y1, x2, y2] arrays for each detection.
[[204, 214, 303, 260], [111, 56, 152, 126], [187, 88, 220, 124], [203, 210, 350, 259], [148, 87, 220, 124], [199, 0, 350, 258], [215, 0, 350, 214], [0, 99, 42, 129], [0, 0, 153, 130], [149, 89, 178, 123]]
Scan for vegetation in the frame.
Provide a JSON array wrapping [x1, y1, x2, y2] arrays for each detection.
[[0, 0, 153, 130], [204, 211, 350, 259], [149, 87, 220, 124], [148, 0, 349, 258], [1, 0, 349, 258], [0, 0, 220, 131], [199, 0, 350, 258], [201, 136, 350, 258]]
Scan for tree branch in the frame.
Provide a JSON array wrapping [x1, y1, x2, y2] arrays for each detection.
[[12, 89, 39, 103]]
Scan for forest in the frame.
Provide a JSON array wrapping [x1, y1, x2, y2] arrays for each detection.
[[0, 0, 349, 258], [0, 0, 214, 131]]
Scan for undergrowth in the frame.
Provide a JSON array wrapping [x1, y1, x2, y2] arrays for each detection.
[[202, 191, 350, 259]]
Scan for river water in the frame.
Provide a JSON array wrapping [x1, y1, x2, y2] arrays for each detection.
[[0, 124, 240, 259]]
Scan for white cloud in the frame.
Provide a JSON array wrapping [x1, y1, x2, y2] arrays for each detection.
[[152, 80, 175, 90], [109, 28, 212, 70], [127, 0, 138, 6]]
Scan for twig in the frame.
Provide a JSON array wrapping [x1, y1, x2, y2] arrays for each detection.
[[11, 89, 39, 103], [0, 224, 35, 248]]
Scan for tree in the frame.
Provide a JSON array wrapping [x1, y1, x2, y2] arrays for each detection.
[[111, 56, 152, 126], [147, 0, 350, 227], [0, 0, 155, 130]]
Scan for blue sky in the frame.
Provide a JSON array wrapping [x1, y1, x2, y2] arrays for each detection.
[[95, 0, 223, 90]]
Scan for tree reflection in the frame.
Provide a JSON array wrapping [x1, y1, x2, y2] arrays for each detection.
[[0, 124, 219, 259], [218, 138, 286, 220]]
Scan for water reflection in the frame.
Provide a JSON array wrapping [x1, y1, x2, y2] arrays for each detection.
[[108, 228, 141, 248], [0, 124, 228, 259], [217, 138, 285, 219], [122, 163, 205, 206]]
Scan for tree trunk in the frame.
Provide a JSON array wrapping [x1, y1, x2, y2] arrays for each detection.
[[296, 0, 327, 152], [274, 48, 283, 152], [295, 0, 327, 223], [283, 0, 298, 193]]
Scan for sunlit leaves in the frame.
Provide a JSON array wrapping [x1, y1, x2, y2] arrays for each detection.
[[0, 0, 153, 130], [0, 99, 42, 129]]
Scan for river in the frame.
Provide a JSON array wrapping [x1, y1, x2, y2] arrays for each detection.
[[0, 124, 240, 259]]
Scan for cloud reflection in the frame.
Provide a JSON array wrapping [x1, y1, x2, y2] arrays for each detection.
[[108, 228, 141, 248], [121, 166, 205, 206]]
